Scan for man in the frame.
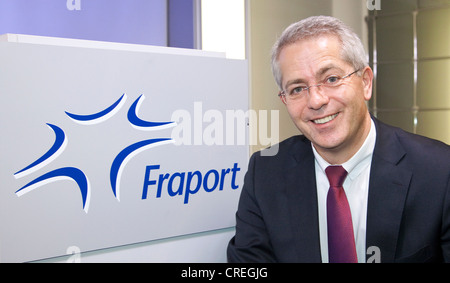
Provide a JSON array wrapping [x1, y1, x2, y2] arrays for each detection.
[[227, 16, 450, 263]]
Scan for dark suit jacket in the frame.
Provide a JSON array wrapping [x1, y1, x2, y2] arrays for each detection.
[[227, 118, 450, 263]]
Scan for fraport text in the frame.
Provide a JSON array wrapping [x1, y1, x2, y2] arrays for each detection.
[[142, 163, 241, 204]]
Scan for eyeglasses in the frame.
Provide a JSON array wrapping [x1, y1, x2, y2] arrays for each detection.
[[278, 69, 360, 104]]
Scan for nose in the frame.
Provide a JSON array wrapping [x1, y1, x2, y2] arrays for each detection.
[[307, 85, 329, 110]]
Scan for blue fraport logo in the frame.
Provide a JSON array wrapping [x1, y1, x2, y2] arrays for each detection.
[[13, 94, 176, 213]]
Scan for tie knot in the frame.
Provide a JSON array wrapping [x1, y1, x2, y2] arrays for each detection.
[[325, 165, 348, 187]]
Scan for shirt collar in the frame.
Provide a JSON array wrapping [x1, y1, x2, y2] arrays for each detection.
[[312, 118, 377, 180]]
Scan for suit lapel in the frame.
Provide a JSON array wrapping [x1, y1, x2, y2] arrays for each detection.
[[282, 119, 413, 263], [366, 119, 412, 263], [285, 137, 322, 262]]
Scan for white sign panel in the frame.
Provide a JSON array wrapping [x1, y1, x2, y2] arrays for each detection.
[[0, 38, 248, 262]]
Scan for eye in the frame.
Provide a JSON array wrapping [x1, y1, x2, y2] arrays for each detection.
[[289, 86, 306, 96], [325, 76, 340, 85]]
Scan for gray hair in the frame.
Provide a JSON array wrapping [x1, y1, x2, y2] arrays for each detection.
[[271, 15, 368, 89]]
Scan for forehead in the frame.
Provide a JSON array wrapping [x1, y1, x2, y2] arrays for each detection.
[[278, 35, 349, 82]]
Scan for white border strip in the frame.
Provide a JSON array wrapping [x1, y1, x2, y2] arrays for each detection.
[[0, 33, 226, 58]]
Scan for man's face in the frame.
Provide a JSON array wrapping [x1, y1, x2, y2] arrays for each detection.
[[277, 35, 373, 163]]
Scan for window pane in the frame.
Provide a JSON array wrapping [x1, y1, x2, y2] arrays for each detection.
[[376, 111, 415, 133], [417, 8, 450, 59], [376, 14, 413, 62], [416, 111, 450, 144], [376, 63, 414, 109], [419, 0, 450, 8], [417, 59, 450, 109], [376, 0, 417, 15]]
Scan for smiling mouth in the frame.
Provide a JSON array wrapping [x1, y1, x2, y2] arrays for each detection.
[[312, 113, 339, 124]]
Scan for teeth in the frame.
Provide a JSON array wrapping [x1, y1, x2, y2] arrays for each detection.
[[313, 113, 338, 124]]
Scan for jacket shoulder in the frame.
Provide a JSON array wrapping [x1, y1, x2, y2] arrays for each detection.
[[375, 118, 450, 166], [254, 135, 310, 160]]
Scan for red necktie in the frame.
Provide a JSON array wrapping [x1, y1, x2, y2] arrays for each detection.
[[326, 165, 357, 263]]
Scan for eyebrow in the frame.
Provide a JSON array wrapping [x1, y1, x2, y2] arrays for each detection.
[[284, 64, 345, 89], [317, 65, 343, 77]]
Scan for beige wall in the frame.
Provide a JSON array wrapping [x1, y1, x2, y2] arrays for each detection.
[[247, 0, 368, 153]]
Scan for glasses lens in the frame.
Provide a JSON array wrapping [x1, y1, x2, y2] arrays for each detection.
[[279, 69, 359, 104]]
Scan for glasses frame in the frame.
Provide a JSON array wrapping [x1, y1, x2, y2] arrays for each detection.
[[278, 69, 361, 104]]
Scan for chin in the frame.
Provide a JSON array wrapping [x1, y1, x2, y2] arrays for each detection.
[[310, 133, 346, 150]]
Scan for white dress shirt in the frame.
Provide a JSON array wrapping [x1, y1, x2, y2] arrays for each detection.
[[312, 119, 376, 263]]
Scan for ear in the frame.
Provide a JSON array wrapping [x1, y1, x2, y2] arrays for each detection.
[[278, 91, 287, 105], [361, 66, 374, 101]]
